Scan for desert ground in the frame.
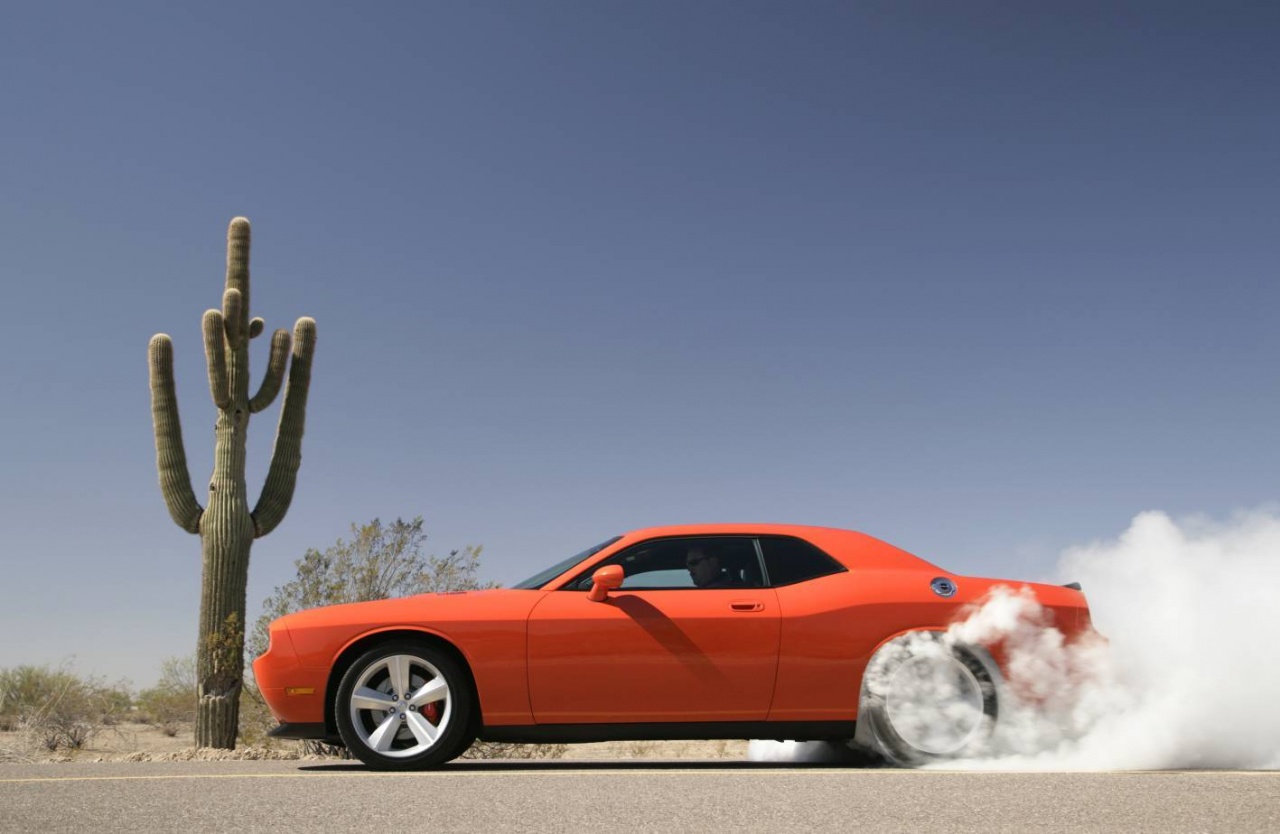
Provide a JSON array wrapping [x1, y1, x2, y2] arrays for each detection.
[[0, 721, 748, 764]]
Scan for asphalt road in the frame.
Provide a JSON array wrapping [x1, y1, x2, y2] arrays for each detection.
[[2, 760, 1277, 833]]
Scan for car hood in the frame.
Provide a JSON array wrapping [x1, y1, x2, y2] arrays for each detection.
[[274, 588, 540, 631]]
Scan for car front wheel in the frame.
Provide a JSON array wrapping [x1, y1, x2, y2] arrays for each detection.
[[335, 641, 474, 770]]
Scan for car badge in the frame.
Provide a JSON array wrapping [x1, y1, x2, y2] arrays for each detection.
[[930, 577, 957, 598]]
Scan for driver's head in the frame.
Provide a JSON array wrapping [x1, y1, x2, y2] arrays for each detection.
[[686, 545, 720, 587]]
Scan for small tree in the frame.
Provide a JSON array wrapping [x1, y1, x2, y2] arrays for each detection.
[[248, 517, 490, 661], [247, 517, 491, 754]]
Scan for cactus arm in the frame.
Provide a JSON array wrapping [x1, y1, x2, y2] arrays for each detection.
[[251, 317, 316, 537], [248, 328, 291, 414], [248, 317, 265, 339], [222, 288, 242, 347], [225, 218, 251, 335], [201, 311, 230, 410], [148, 334, 204, 534]]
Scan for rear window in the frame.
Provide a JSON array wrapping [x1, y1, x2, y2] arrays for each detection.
[[759, 536, 845, 587]]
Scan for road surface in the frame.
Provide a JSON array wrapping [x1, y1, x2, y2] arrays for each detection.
[[2, 759, 1277, 833]]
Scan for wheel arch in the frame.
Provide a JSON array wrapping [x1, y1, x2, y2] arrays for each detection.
[[323, 628, 483, 740]]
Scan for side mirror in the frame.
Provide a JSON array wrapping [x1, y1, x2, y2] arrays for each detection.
[[587, 565, 625, 602]]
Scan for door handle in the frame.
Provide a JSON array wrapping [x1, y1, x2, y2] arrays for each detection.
[[730, 601, 764, 612]]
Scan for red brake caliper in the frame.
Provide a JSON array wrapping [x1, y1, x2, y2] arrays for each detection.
[[423, 701, 441, 723]]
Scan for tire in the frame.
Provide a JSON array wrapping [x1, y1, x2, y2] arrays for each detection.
[[335, 640, 475, 770], [856, 633, 998, 767]]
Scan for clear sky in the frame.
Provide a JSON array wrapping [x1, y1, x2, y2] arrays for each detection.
[[2, 1, 1278, 688]]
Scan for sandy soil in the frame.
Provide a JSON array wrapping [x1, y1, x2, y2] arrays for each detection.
[[0, 723, 747, 763]]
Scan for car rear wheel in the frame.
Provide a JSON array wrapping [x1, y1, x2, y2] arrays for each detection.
[[857, 634, 998, 766], [335, 641, 474, 770]]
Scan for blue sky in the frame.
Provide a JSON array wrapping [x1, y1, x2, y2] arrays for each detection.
[[2, 1, 1278, 687]]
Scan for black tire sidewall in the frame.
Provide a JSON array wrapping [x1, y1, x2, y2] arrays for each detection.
[[335, 640, 474, 770]]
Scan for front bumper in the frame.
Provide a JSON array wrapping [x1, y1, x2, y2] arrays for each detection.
[[267, 722, 340, 743], [252, 623, 328, 725]]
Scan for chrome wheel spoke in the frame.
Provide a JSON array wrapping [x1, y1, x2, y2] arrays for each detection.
[[408, 677, 448, 707], [368, 714, 401, 752], [405, 711, 439, 746], [387, 655, 412, 700], [352, 687, 396, 711]]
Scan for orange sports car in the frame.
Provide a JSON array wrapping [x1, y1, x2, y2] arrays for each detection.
[[253, 524, 1092, 769]]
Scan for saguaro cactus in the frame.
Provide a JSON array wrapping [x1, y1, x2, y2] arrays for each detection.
[[148, 217, 317, 749]]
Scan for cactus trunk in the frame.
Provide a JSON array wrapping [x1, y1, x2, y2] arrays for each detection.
[[194, 403, 255, 745], [148, 217, 316, 749]]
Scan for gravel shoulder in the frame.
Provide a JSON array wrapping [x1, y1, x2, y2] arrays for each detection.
[[0, 723, 747, 763]]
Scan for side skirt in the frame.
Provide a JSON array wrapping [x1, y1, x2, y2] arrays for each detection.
[[479, 721, 857, 744]]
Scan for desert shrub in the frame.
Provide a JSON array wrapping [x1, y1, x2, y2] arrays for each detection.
[[134, 657, 299, 748], [95, 684, 133, 726], [248, 517, 491, 662], [135, 655, 197, 736], [0, 665, 131, 751], [461, 741, 568, 760], [237, 679, 309, 750]]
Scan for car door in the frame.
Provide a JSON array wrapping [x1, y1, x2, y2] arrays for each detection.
[[525, 535, 781, 724]]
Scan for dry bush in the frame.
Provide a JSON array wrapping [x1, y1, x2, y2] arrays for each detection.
[[622, 740, 659, 757], [0, 665, 131, 752], [248, 518, 489, 662], [461, 740, 568, 760], [299, 740, 350, 758], [135, 656, 284, 747], [116, 746, 319, 762], [0, 743, 35, 764], [237, 679, 311, 751], [134, 656, 197, 736]]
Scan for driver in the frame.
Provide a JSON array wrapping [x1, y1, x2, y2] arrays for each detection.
[[686, 544, 744, 588]]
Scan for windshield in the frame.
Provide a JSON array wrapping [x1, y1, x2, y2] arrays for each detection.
[[511, 536, 622, 589]]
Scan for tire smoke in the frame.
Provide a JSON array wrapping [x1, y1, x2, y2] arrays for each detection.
[[750, 508, 1280, 769]]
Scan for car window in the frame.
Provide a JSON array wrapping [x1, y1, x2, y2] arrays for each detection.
[[618, 568, 694, 589], [511, 536, 622, 589], [758, 536, 846, 587], [564, 536, 765, 590]]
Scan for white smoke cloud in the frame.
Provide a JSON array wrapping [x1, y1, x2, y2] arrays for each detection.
[[751, 508, 1280, 769]]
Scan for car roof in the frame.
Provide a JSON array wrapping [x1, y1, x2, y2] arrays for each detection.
[[620, 522, 855, 539], [613, 523, 940, 571]]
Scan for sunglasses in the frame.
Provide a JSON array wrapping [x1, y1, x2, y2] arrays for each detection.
[[686, 555, 710, 569]]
